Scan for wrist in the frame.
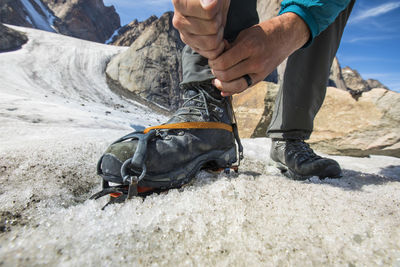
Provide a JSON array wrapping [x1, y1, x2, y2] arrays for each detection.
[[259, 12, 310, 54]]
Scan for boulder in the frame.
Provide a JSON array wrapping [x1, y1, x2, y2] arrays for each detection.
[[232, 82, 279, 138], [0, 23, 28, 52], [106, 12, 184, 111], [233, 82, 400, 157], [310, 87, 400, 157]]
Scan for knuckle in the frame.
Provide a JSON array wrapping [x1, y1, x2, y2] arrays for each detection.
[[251, 60, 263, 72], [209, 19, 220, 34], [208, 51, 219, 60], [242, 37, 255, 52], [204, 9, 217, 20], [172, 15, 182, 29], [172, 0, 181, 8], [180, 33, 188, 45], [209, 38, 220, 50], [218, 71, 230, 82]]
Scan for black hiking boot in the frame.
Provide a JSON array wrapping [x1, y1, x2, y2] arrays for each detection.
[[90, 81, 243, 206], [270, 139, 342, 180]]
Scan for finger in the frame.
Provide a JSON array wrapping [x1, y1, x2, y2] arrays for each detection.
[[212, 76, 250, 95], [212, 58, 260, 82], [172, 0, 219, 20], [213, 72, 262, 96], [180, 27, 224, 51], [196, 41, 225, 59], [173, 12, 222, 36], [208, 41, 249, 71]]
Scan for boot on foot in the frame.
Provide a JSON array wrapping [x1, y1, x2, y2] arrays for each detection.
[[270, 139, 342, 180]]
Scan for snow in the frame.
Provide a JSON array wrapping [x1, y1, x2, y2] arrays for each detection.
[[20, 0, 55, 32], [0, 26, 400, 266]]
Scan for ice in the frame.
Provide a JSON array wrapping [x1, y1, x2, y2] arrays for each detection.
[[0, 26, 400, 266], [32, 0, 56, 28], [105, 27, 122, 44], [20, 0, 55, 32]]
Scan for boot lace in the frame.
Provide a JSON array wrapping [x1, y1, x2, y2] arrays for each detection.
[[170, 83, 224, 122], [286, 140, 321, 164]]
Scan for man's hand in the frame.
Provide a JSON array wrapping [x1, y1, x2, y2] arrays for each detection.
[[172, 0, 230, 60], [209, 13, 311, 96]]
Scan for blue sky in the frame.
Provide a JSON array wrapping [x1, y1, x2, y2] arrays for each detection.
[[104, 0, 400, 92]]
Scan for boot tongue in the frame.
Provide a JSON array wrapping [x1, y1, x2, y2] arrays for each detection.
[[166, 83, 228, 124]]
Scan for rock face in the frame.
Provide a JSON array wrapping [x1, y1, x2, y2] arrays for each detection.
[[42, 0, 120, 43], [341, 66, 370, 92], [328, 57, 347, 90], [106, 12, 184, 111], [366, 78, 388, 90], [0, 23, 28, 52], [233, 82, 400, 157], [0, 0, 33, 28], [0, 0, 120, 43], [109, 16, 158, 46]]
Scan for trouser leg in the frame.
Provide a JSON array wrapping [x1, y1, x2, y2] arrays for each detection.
[[180, 0, 259, 85], [266, 0, 355, 140]]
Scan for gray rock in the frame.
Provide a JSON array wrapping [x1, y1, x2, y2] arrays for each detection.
[[0, 0, 33, 28], [342, 66, 371, 92], [106, 12, 184, 111], [0, 23, 28, 52], [43, 0, 120, 43], [110, 16, 158, 46], [234, 82, 400, 158], [366, 79, 388, 90], [328, 57, 347, 90]]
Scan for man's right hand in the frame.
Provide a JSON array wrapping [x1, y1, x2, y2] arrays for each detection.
[[172, 0, 230, 60]]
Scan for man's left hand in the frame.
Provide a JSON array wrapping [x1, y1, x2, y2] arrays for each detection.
[[209, 12, 310, 96]]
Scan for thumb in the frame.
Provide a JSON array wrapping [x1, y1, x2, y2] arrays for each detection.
[[200, 0, 217, 9]]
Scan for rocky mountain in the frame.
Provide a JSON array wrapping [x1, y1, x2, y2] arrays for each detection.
[[0, 0, 33, 28], [0, 0, 120, 43], [109, 16, 158, 46], [0, 23, 28, 51], [106, 12, 184, 111], [42, 0, 120, 43]]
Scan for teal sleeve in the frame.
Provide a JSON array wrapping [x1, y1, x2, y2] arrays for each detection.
[[279, 0, 351, 46]]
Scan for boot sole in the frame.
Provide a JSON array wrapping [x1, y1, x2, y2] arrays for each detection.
[[272, 161, 312, 180], [138, 146, 238, 189], [272, 161, 342, 180]]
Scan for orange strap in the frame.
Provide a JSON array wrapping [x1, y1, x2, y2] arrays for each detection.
[[143, 122, 233, 134]]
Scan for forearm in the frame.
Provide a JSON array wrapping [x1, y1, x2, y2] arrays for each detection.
[[259, 12, 310, 56]]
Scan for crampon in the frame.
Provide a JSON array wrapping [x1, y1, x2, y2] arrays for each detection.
[[89, 121, 243, 210]]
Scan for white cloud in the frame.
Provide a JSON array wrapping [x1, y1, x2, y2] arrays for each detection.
[[349, 2, 400, 24], [344, 35, 399, 43]]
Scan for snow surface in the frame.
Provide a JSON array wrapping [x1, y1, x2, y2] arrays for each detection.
[[0, 27, 400, 266]]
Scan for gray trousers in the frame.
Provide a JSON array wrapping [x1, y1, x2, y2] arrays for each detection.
[[181, 0, 355, 140]]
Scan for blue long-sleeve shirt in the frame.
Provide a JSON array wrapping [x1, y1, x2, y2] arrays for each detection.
[[279, 0, 351, 45]]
